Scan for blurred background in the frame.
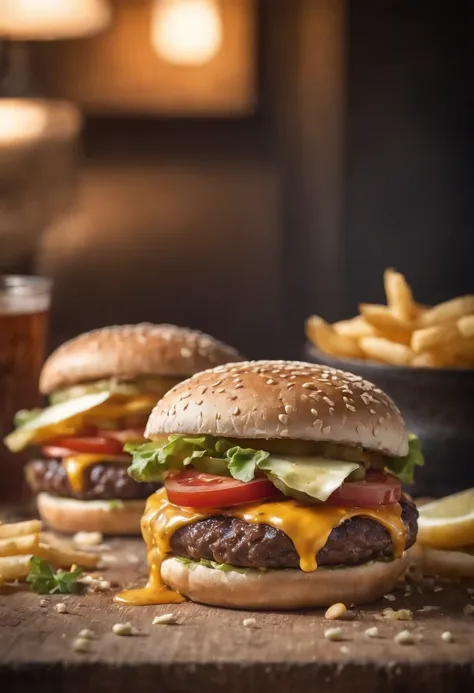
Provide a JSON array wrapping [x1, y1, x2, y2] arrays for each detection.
[[1, 0, 473, 360]]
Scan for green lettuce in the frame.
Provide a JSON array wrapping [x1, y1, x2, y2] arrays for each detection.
[[174, 556, 260, 574], [126, 435, 268, 482], [386, 433, 424, 485]]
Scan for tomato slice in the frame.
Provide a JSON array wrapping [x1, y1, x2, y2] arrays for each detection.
[[165, 470, 284, 508], [96, 429, 145, 444], [325, 472, 401, 507], [43, 436, 124, 456]]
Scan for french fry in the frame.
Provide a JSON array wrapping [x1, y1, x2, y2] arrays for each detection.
[[359, 304, 412, 345], [384, 268, 415, 321], [411, 352, 445, 368], [411, 323, 460, 353], [0, 555, 32, 582], [359, 337, 413, 366], [306, 316, 364, 359], [36, 541, 99, 570], [0, 533, 39, 558], [411, 545, 474, 579], [0, 520, 42, 539], [458, 314, 474, 339], [418, 295, 474, 327], [333, 316, 377, 339]]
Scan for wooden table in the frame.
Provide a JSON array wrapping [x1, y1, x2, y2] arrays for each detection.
[[1, 537, 474, 693]]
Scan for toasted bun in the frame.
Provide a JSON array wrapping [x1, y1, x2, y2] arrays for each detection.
[[40, 324, 242, 394], [161, 554, 409, 609], [146, 360, 408, 457], [37, 493, 146, 535]]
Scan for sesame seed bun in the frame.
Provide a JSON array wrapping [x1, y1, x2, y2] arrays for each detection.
[[40, 324, 243, 395], [37, 493, 146, 535], [160, 553, 410, 609], [145, 360, 408, 457]]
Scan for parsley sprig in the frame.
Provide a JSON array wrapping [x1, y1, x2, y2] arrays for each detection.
[[26, 557, 84, 595]]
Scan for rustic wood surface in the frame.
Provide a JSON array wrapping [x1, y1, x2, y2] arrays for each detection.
[[1, 535, 474, 693]]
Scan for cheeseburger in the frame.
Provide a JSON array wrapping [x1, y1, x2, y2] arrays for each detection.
[[4, 324, 242, 534], [117, 360, 423, 609]]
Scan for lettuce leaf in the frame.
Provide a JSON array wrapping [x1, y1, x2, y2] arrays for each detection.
[[386, 433, 424, 485], [174, 556, 259, 574], [225, 446, 270, 482]]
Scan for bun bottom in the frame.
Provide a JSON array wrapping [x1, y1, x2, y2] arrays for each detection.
[[37, 492, 145, 535], [161, 554, 409, 610]]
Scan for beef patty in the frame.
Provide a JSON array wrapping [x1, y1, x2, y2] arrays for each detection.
[[171, 496, 418, 569], [26, 458, 157, 501]]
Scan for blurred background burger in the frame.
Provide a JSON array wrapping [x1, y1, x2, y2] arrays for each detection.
[[4, 323, 242, 534]]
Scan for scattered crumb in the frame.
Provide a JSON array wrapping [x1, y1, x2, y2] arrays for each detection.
[[394, 630, 415, 646], [364, 627, 380, 638], [112, 622, 134, 636], [383, 608, 413, 621], [384, 594, 396, 602], [324, 627, 344, 642], [417, 606, 440, 614], [340, 646, 349, 655], [127, 554, 141, 565], [441, 631, 454, 643], [325, 603, 347, 620], [78, 629, 95, 639], [39, 599, 48, 607], [73, 531, 103, 547], [72, 637, 92, 653], [152, 614, 177, 625], [463, 604, 474, 616], [242, 618, 258, 628], [433, 586, 443, 593], [54, 603, 68, 614]]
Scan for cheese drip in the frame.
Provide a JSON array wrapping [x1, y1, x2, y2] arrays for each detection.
[[63, 454, 130, 492], [115, 489, 407, 606]]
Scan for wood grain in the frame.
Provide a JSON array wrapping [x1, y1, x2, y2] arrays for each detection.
[[1, 537, 474, 692]]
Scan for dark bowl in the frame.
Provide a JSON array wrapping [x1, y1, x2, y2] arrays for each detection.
[[305, 343, 474, 497]]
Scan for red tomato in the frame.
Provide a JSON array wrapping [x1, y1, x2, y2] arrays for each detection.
[[325, 472, 401, 507], [42, 446, 76, 458], [43, 436, 124, 456], [96, 429, 145, 444], [165, 470, 284, 508]]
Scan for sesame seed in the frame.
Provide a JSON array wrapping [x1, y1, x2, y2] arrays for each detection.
[[441, 631, 454, 643], [153, 613, 177, 625], [322, 426, 331, 435], [346, 404, 356, 412], [235, 384, 243, 389], [266, 379, 275, 385], [370, 409, 377, 415], [243, 618, 258, 628], [112, 622, 134, 636], [284, 405, 294, 414], [229, 395, 238, 401], [384, 594, 396, 602], [394, 630, 415, 646], [324, 627, 344, 642], [313, 419, 323, 428], [311, 408, 318, 416], [200, 386, 208, 394], [183, 402, 189, 410], [323, 397, 335, 406], [78, 629, 95, 639], [325, 603, 347, 620], [195, 399, 203, 406], [217, 388, 226, 393], [73, 637, 92, 653], [278, 414, 289, 425], [302, 382, 317, 390], [232, 407, 241, 415], [280, 429, 290, 437]]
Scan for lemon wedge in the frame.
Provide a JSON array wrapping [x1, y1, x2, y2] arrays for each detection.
[[417, 488, 474, 549]]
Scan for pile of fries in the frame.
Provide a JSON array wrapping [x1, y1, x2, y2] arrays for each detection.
[[0, 519, 99, 584], [306, 269, 474, 368]]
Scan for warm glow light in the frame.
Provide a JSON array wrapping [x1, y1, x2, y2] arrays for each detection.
[[0, 101, 48, 146], [0, 0, 111, 39], [151, 0, 223, 66]]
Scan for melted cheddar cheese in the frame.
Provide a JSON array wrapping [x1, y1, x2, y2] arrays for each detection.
[[63, 454, 130, 492], [115, 488, 407, 606]]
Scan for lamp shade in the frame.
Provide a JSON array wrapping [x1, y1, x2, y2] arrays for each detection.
[[0, 0, 111, 40]]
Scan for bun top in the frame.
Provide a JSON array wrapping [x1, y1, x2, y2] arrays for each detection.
[[40, 324, 243, 394], [145, 360, 408, 457]]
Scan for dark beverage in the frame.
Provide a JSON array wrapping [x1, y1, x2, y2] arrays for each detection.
[[0, 276, 51, 503]]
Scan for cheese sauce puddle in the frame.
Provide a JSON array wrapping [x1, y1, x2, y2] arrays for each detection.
[[115, 488, 406, 606]]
